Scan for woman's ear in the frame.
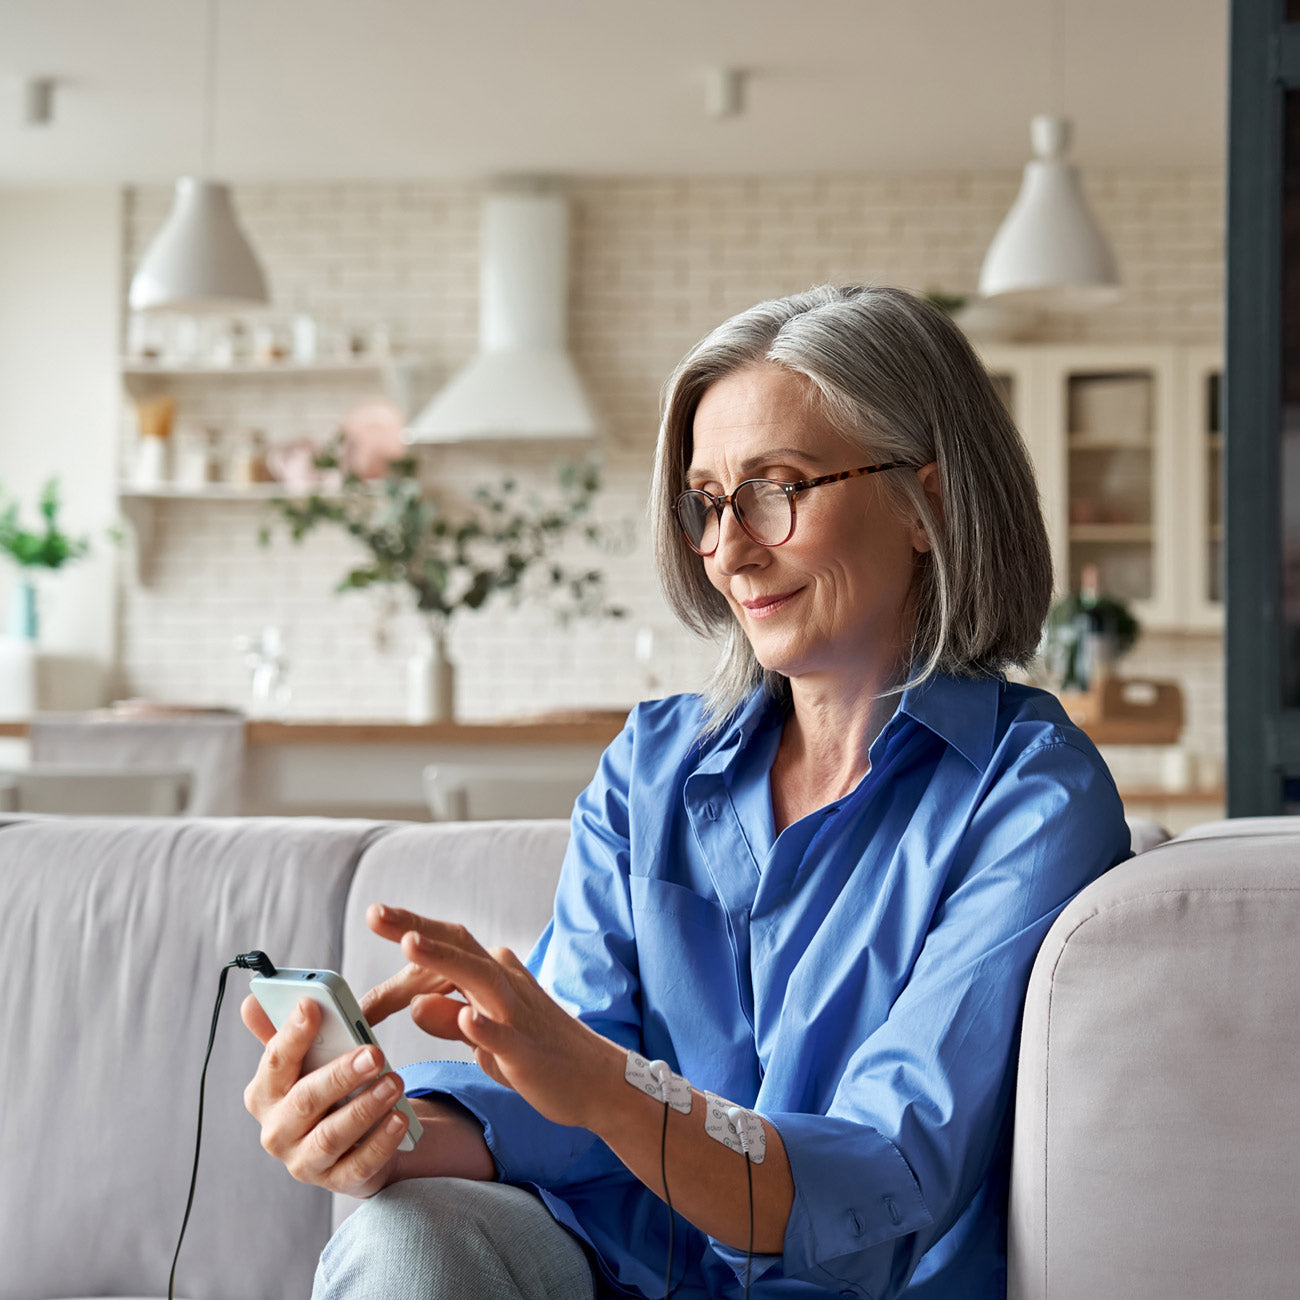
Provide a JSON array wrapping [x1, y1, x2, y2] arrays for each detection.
[[911, 461, 942, 554]]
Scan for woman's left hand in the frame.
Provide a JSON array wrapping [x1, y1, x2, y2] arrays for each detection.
[[361, 903, 615, 1130]]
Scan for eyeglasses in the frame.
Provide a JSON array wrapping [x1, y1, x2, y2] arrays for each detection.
[[673, 462, 910, 556]]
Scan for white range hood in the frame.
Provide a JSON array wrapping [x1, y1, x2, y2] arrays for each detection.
[[407, 191, 599, 443]]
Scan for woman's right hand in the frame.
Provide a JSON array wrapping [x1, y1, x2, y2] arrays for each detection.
[[241, 994, 411, 1200]]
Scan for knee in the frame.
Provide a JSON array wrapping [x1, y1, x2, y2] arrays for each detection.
[[315, 1178, 593, 1300], [333, 1177, 481, 1254]]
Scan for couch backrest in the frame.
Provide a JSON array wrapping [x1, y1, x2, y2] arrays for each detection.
[[1008, 821, 1300, 1299], [340, 819, 572, 1074], [0, 815, 388, 1300]]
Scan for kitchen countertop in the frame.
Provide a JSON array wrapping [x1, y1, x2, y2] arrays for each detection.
[[0, 710, 1224, 815], [0, 710, 630, 746], [0, 710, 1179, 747]]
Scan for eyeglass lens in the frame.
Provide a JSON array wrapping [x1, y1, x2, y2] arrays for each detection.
[[677, 479, 792, 552]]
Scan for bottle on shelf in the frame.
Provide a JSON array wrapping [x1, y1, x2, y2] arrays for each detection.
[[1061, 563, 1118, 692]]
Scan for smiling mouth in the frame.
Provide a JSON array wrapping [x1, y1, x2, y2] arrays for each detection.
[[739, 590, 802, 618]]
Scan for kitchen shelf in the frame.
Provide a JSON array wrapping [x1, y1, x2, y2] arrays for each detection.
[[1068, 524, 1156, 543], [1066, 434, 1154, 452], [121, 357, 406, 379], [119, 483, 292, 501]]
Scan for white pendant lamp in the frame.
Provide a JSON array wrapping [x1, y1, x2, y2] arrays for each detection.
[[978, 114, 1120, 307], [128, 0, 268, 313]]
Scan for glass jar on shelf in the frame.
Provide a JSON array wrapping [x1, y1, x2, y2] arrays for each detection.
[[227, 428, 272, 487]]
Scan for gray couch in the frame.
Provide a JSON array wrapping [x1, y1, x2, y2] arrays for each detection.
[[1, 812, 1296, 1300]]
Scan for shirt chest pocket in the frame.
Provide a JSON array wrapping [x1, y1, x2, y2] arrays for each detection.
[[628, 876, 753, 1084]]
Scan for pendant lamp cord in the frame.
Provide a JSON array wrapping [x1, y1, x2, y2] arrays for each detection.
[[201, 0, 218, 177], [1048, 0, 1064, 118]]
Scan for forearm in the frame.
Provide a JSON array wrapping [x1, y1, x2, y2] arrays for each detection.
[[580, 1036, 794, 1254], [383, 1096, 496, 1189]]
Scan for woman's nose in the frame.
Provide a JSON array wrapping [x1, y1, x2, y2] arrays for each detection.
[[710, 506, 767, 574]]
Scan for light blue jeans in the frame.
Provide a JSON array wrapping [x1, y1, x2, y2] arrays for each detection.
[[312, 1178, 597, 1300]]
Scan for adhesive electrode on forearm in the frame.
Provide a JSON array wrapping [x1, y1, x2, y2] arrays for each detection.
[[625, 1051, 692, 1112], [703, 1093, 767, 1163]]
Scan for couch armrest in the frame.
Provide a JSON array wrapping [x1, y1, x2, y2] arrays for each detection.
[[1009, 820, 1300, 1299]]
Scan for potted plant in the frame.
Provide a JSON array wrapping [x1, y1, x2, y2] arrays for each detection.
[[260, 439, 624, 721], [0, 478, 92, 641], [1043, 564, 1141, 693]]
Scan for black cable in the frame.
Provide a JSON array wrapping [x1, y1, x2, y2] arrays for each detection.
[[660, 1096, 674, 1300], [743, 1151, 754, 1300], [169, 951, 275, 1300]]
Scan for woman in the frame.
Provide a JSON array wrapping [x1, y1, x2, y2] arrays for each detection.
[[243, 285, 1129, 1299]]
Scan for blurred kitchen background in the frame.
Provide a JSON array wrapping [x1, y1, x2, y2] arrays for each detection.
[[0, 1, 1229, 826]]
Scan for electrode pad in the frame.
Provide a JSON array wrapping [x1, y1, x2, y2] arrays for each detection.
[[625, 1051, 692, 1113], [703, 1093, 767, 1163]]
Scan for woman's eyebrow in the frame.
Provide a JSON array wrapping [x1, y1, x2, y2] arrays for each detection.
[[687, 447, 824, 484]]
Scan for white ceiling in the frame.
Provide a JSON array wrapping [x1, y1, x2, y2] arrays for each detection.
[[0, 0, 1228, 185]]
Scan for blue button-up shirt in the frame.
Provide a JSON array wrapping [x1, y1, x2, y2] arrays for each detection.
[[403, 674, 1130, 1298]]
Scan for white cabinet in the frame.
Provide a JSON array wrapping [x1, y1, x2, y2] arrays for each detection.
[[980, 343, 1223, 631]]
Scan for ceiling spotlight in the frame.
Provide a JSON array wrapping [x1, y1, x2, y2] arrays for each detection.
[[705, 68, 746, 119], [24, 78, 55, 127]]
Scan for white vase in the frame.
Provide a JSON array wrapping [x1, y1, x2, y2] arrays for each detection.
[[0, 635, 37, 717], [406, 618, 455, 723]]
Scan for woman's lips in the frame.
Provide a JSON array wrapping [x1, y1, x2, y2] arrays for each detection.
[[740, 589, 802, 619]]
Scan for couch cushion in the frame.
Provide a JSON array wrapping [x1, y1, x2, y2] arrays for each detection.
[[0, 815, 389, 1300], [1008, 823, 1300, 1299]]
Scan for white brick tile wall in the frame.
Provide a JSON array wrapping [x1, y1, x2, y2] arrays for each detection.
[[119, 169, 1226, 749]]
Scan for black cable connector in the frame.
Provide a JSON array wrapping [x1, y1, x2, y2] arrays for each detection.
[[168, 951, 276, 1300], [233, 950, 276, 978]]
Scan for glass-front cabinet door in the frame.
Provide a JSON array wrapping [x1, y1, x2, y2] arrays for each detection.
[[983, 345, 1183, 628]]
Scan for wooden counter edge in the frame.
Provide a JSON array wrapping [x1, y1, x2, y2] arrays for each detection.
[[0, 713, 1184, 748], [244, 718, 627, 745], [0, 717, 627, 745]]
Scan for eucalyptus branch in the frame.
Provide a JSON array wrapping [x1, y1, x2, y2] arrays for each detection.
[[259, 436, 625, 626]]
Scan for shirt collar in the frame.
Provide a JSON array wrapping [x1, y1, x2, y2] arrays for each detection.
[[898, 672, 1003, 770], [690, 686, 783, 781], [701, 672, 1003, 778]]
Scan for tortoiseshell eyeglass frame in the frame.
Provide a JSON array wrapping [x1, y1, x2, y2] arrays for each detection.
[[673, 462, 912, 556]]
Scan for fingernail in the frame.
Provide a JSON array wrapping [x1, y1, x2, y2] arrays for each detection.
[[353, 1046, 380, 1076], [294, 1000, 310, 1026], [376, 1074, 400, 1101], [385, 1112, 407, 1135]]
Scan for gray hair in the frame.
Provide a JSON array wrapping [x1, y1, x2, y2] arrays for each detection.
[[650, 284, 1053, 732]]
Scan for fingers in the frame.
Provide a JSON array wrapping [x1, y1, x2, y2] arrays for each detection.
[[255, 997, 322, 1098], [259, 1040, 385, 1153], [361, 962, 456, 1027], [280, 1067, 410, 1187], [367, 905, 489, 959], [400, 930, 511, 1021], [409, 992, 474, 1044], [240, 993, 276, 1045]]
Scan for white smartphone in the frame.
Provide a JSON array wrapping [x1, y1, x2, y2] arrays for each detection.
[[249, 967, 424, 1153]]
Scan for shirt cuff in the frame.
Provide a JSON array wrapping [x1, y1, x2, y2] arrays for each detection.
[[770, 1111, 934, 1281], [401, 1057, 603, 1186]]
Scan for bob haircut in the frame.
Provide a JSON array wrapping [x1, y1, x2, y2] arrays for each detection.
[[650, 284, 1053, 732]]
